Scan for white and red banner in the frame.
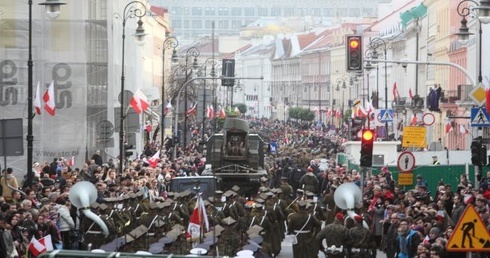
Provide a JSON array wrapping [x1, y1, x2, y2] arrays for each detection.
[[29, 234, 54, 257], [147, 150, 160, 168], [34, 81, 42, 115], [186, 102, 197, 116], [43, 81, 56, 116], [164, 101, 172, 115], [130, 89, 149, 114], [186, 194, 209, 240]]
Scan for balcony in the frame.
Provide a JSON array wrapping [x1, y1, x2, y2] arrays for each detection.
[[440, 90, 458, 104]]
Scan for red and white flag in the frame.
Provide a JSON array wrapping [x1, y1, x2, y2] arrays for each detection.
[[43, 81, 56, 116], [186, 102, 197, 116], [129, 89, 149, 114], [410, 114, 418, 126], [445, 121, 453, 134], [186, 194, 209, 240], [409, 88, 414, 99], [206, 105, 214, 119], [68, 156, 75, 167], [34, 81, 42, 115], [335, 109, 342, 118], [365, 101, 375, 113], [29, 234, 54, 257], [29, 236, 46, 257], [392, 82, 400, 102], [219, 106, 226, 119], [164, 101, 172, 115], [459, 124, 469, 135], [147, 150, 160, 168], [146, 123, 152, 133]]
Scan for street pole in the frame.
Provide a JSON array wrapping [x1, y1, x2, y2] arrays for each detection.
[[183, 47, 200, 150], [26, 0, 65, 187], [118, 1, 147, 175], [160, 36, 178, 146]]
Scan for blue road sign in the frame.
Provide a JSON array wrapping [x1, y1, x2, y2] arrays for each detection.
[[470, 108, 490, 127], [379, 109, 394, 122]]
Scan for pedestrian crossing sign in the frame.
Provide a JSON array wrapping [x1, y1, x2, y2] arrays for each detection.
[[446, 204, 490, 252], [379, 109, 393, 122], [470, 108, 490, 127]]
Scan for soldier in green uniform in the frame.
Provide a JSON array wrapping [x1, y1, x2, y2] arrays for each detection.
[[323, 184, 339, 225], [346, 215, 377, 258], [279, 177, 293, 205], [317, 212, 348, 258], [287, 200, 322, 258], [299, 167, 319, 194], [217, 216, 240, 256]]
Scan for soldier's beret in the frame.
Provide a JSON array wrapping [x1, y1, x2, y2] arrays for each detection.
[[231, 185, 241, 192], [148, 202, 157, 210], [297, 200, 307, 208], [258, 186, 269, 192], [90, 202, 100, 209], [254, 203, 263, 209], [190, 247, 208, 255], [208, 197, 215, 203], [215, 190, 224, 195], [335, 212, 344, 221], [158, 236, 174, 245], [129, 193, 137, 199], [99, 203, 109, 210], [166, 192, 175, 197], [172, 224, 185, 232], [215, 224, 225, 233], [254, 198, 265, 204], [223, 216, 236, 226], [258, 193, 268, 200], [204, 230, 221, 238]]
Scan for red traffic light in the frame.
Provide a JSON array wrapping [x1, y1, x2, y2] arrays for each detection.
[[362, 129, 374, 141]]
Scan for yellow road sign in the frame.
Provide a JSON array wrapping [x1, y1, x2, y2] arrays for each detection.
[[397, 172, 413, 186], [402, 126, 427, 148], [446, 204, 490, 252]]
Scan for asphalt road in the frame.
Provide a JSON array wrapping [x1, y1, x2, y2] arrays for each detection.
[[276, 242, 386, 258]]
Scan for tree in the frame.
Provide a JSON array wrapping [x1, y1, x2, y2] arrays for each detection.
[[234, 103, 247, 114], [288, 107, 315, 121]]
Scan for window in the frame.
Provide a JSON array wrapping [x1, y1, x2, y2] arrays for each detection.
[[218, 20, 229, 29], [192, 20, 202, 28], [284, 8, 294, 16], [350, 8, 360, 17], [205, 7, 215, 15], [172, 20, 182, 28], [324, 8, 334, 17], [271, 8, 281, 16], [205, 20, 213, 29], [192, 7, 202, 16], [312, 8, 321, 16], [244, 7, 255, 16], [184, 20, 189, 28], [258, 7, 268, 16], [218, 7, 229, 16], [231, 20, 242, 29], [172, 7, 183, 15], [337, 8, 347, 17], [231, 7, 241, 16]]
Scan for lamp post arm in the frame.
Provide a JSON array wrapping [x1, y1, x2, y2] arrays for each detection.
[[364, 58, 477, 86]]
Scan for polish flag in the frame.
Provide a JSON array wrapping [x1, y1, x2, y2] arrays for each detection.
[[146, 123, 152, 133], [410, 114, 418, 126], [335, 109, 342, 118], [326, 109, 332, 117], [445, 121, 453, 134], [148, 150, 160, 168], [206, 105, 214, 119], [43, 81, 56, 116], [68, 156, 75, 167], [219, 106, 226, 119], [409, 88, 414, 99], [186, 102, 197, 116], [459, 124, 469, 135], [129, 89, 149, 114], [186, 193, 209, 240], [34, 82, 42, 115], [164, 101, 172, 115], [392, 82, 400, 102], [29, 236, 46, 257], [365, 101, 375, 114]]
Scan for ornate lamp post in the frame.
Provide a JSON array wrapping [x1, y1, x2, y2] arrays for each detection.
[[369, 37, 388, 140], [182, 47, 200, 149], [26, 0, 65, 187], [117, 1, 147, 175], [160, 36, 179, 146]]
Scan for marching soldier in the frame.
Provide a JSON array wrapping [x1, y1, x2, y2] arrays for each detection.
[[218, 217, 240, 256], [279, 176, 293, 204], [323, 184, 339, 225], [287, 200, 322, 258], [346, 215, 376, 258], [316, 212, 348, 258]]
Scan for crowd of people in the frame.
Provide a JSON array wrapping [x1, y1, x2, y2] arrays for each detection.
[[0, 117, 489, 258]]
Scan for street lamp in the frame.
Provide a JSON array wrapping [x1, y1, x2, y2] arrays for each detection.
[[197, 58, 218, 144], [182, 47, 200, 150], [369, 37, 389, 140], [118, 1, 147, 175], [26, 0, 65, 188], [160, 36, 179, 146], [454, 0, 484, 84], [474, 0, 490, 23]]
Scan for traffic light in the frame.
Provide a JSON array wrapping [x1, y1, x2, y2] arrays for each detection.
[[124, 144, 134, 158], [481, 144, 487, 166], [360, 129, 375, 167], [346, 35, 363, 71], [471, 139, 482, 166]]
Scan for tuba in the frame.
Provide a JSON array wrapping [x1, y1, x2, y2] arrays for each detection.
[[69, 181, 109, 237], [333, 182, 368, 228]]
